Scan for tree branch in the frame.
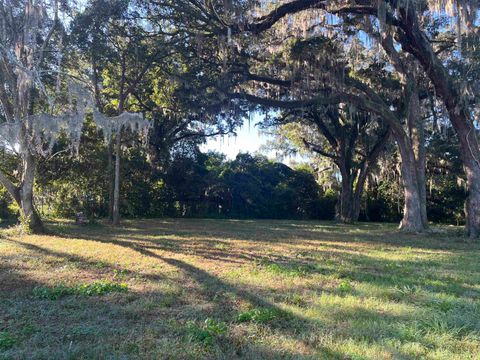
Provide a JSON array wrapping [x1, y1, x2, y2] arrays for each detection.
[[236, 0, 326, 34], [302, 138, 336, 159], [0, 168, 20, 204]]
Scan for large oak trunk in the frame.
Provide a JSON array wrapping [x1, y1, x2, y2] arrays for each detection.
[[336, 166, 367, 224], [396, 4, 480, 236], [18, 153, 44, 233], [353, 166, 369, 221], [395, 132, 426, 232], [455, 119, 480, 238], [398, 161, 424, 232], [408, 88, 428, 229], [337, 172, 355, 223]]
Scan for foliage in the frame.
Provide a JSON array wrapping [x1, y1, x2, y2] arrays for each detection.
[[1, 129, 467, 225], [32, 284, 75, 300], [0, 187, 16, 221], [164, 152, 333, 219], [0, 0, 476, 229], [337, 280, 354, 294]]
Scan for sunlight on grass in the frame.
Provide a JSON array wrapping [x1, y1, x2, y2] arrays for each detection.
[[1, 219, 479, 359]]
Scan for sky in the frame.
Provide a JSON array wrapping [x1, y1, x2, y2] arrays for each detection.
[[200, 121, 270, 159], [200, 115, 306, 166]]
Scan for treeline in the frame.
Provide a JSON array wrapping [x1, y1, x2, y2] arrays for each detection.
[[0, 124, 465, 224], [0, 0, 478, 234]]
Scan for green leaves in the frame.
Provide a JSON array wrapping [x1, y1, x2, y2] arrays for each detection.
[[32, 284, 76, 300]]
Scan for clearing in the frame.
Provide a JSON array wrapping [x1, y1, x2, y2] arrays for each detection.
[[0, 219, 479, 359]]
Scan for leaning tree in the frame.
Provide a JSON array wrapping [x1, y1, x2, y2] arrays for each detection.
[[0, 0, 73, 232]]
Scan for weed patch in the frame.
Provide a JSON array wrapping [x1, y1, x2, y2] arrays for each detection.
[[260, 261, 315, 277], [32, 281, 128, 300], [236, 307, 284, 324], [0, 332, 15, 350], [186, 318, 227, 345], [337, 280, 354, 294], [32, 284, 75, 300]]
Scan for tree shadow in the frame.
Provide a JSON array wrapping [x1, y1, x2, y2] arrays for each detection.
[[0, 262, 43, 296], [48, 221, 479, 301], [51, 218, 476, 252], [2, 219, 479, 358]]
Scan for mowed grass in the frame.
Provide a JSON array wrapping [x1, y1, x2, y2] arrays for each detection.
[[1, 219, 479, 359]]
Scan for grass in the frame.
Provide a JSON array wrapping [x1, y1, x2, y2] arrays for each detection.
[[32, 281, 128, 300], [0, 219, 479, 359], [236, 307, 285, 324], [0, 332, 15, 351], [187, 318, 228, 346]]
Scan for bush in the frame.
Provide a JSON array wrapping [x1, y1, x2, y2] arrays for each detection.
[[0, 186, 17, 222]]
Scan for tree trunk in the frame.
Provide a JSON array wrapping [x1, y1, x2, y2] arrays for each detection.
[[111, 60, 126, 226], [413, 120, 428, 228], [107, 140, 114, 221], [336, 165, 356, 223], [15, 154, 45, 234], [455, 119, 480, 238], [379, 33, 429, 230], [353, 166, 369, 221], [395, 133, 425, 232], [408, 87, 428, 229], [396, 4, 480, 237], [112, 131, 122, 225]]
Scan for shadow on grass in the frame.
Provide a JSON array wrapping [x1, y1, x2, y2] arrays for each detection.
[[51, 218, 475, 251], [3, 237, 325, 358], [2, 219, 479, 358], [51, 221, 480, 299]]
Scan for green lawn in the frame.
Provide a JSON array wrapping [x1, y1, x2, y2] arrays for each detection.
[[0, 219, 479, 359]]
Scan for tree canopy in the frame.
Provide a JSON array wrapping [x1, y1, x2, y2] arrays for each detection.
[[0, 0, 478, 237]]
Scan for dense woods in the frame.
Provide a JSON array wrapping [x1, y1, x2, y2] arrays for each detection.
[[0, 0, 479, 235]]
